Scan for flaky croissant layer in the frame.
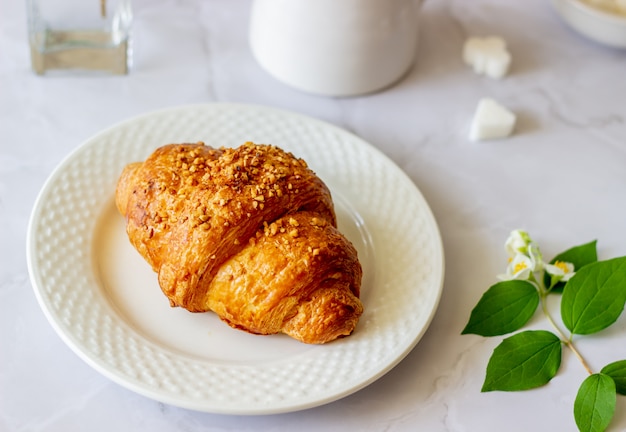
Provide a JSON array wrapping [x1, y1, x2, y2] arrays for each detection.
[[115, 142, 363, 344]]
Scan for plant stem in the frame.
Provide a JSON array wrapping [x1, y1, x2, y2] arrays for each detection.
[[564, 338, 594, 375], [539, 293, 594, 376]]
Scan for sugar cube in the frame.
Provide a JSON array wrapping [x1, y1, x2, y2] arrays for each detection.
[[469, 98, 516, 141], [463, 36, 511, 79]]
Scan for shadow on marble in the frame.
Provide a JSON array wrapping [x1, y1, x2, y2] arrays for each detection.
[[512, 109, 542, 137]]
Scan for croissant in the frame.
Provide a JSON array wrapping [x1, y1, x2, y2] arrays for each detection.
[[115, 141, 363, 344]]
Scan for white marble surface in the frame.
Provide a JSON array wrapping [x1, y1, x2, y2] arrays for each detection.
[[2, 0, 626, 430]]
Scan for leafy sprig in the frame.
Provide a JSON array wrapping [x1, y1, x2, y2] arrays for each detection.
[[463, 230, 626, 432]]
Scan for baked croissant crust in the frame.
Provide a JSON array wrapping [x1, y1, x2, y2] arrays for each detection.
[[115, 141, 363, 344]]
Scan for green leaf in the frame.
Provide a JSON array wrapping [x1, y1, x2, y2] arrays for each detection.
[[544, 240, 598, 293], [462, 280, 539, 336], [482, 330, 561, 392], [574, 373, 616, 432], [601, 360, 626, 395], [561, 256, 626, 335]]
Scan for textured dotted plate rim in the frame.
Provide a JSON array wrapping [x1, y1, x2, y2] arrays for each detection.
[[26, 103, 445, 415]]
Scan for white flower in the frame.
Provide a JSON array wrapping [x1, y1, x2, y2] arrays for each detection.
[[545, 260, 576, 284], [498, 253, 534, 281], [505, 229, 532, 258], [527, 242, 544, 272]]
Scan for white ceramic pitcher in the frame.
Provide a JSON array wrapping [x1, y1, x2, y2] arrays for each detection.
[[249, 0, 421, 97]]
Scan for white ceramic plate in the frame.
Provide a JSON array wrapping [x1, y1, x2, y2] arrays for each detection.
[[27, 103, 444, 415]]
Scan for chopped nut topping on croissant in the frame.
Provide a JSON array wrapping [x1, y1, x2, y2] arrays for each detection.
[[115, 142, 363, 344]]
